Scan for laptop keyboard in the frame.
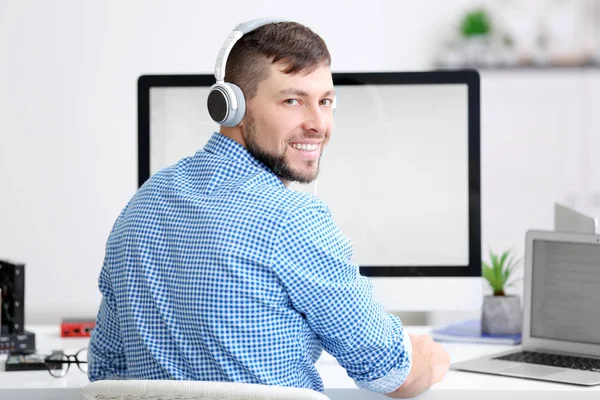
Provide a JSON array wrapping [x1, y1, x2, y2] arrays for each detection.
[[494, 351, 600, 371]]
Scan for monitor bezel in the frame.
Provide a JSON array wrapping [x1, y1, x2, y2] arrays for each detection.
[[137, 70, 481, 278]]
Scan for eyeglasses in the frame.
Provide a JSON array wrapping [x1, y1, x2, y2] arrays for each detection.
[[44, 348, 88, 378]]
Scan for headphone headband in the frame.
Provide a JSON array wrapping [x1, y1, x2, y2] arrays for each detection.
[[208, 17, 335, 127], [213, 17, 288, 82]]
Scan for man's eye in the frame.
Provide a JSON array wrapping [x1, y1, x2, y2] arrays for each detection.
[[285, 99, 299, 105], [321, 99, 333, 106]]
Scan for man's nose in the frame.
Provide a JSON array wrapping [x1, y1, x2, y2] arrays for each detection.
[[302, 104, 328, 133]]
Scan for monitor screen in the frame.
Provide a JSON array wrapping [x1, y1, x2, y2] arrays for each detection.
[[138, 71, 481, 278]]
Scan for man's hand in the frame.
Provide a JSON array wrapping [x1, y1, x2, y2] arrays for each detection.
[[385, 334, 450, 398]]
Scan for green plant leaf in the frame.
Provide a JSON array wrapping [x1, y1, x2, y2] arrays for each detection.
[[493, 252, 503, 286], [490, 250, 497, 267], [511, 256, 523, 271], [482, 249, 521, 294], [504, 253, 515, 274], [483, 264, 501, 292], [482, 263, 492, 278], [499, 251, 509, 268]]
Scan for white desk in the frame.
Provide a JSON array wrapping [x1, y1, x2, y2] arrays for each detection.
[[1, 326, 599, 399]]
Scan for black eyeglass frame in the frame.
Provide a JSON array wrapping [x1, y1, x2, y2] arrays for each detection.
[[44, 348, 88, 378]]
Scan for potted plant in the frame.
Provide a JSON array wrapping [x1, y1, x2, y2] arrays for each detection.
[[459, 8, 493, 66], [460, 9, 492, 37], [481, 249, 522, 335]]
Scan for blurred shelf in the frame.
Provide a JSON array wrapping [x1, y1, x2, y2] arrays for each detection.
[[435, 61, 600, 72]]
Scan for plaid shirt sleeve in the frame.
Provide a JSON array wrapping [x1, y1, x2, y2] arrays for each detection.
[[88, 225, 129, 381], [271, 201, 413, 393]]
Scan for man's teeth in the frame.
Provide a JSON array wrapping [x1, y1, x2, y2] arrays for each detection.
[[290, 143, 318, 151]]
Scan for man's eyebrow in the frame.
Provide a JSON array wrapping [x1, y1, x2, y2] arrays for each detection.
[[277, 88, 336, 97], [277, 88, 309, 97]]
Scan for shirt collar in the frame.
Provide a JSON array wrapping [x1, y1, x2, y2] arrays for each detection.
[[203, 132, 285, 188]]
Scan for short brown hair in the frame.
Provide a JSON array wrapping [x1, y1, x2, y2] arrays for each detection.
[[224, 22, 331, 100]]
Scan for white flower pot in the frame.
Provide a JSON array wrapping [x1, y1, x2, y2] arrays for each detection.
[[481, 295, 522, 335]]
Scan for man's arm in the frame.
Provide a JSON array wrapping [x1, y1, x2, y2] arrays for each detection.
[[272, 202, 418, 393], [88, 258, 127, 381], [386, 334, 450, 398]]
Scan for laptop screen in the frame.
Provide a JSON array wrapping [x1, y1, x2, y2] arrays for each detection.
[[531, 239, 600, 344]]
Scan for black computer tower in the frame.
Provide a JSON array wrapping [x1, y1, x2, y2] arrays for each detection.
[[0, 259, 25, 334]]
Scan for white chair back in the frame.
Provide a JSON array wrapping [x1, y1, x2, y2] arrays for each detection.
[[81, 380, 330, 400]]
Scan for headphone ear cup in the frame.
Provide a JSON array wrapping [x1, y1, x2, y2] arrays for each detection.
[[222, 83, 246, 127], [207, 82, 246, 127], [207, 83, 229, 124]]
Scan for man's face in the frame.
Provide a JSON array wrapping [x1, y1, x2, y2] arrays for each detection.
[[241, 62, 335, 184]]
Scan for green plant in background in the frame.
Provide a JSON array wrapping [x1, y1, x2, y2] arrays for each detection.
[[460, 9, 492, 37], [482, 249, 521, 296]]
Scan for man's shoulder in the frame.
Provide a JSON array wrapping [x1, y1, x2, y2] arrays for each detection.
[[111, 153, 332, 234], [108, 162, 184, 228], [245, 180, 329, 217]]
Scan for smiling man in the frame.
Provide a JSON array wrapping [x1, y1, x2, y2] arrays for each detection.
[[88, 19, 449, 398], [232, 65, 334, 184]]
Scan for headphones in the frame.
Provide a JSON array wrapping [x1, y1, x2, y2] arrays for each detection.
[[207, 17, 336, 127]]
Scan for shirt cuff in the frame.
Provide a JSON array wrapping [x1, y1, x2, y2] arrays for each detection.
[[354, 331, 413, 393]]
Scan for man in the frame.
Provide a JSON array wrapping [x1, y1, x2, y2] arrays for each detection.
[[88, 19, 450, 398]]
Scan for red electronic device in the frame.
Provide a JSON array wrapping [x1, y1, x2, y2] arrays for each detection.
[[61, 318, 96, 337]]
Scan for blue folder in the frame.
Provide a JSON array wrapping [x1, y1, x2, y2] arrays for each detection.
[[430, 319, 522, 345]]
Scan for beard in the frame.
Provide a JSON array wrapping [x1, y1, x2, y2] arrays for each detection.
[[242, 117, 323, 184]]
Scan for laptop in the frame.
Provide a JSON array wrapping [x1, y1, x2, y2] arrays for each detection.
[[451, 229, 600, 385]]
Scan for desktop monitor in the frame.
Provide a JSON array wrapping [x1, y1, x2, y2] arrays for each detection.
[[137, 71, 482, 312]]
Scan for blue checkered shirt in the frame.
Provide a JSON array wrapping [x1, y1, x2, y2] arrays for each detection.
[[88, 133, 412, 393]]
